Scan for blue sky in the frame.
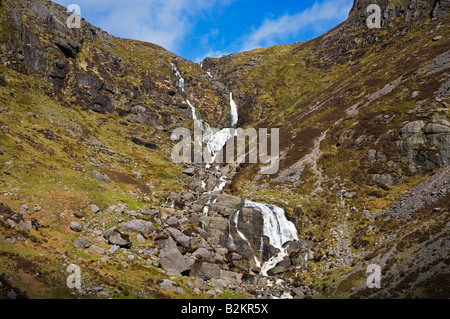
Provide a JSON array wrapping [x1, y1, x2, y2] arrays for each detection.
[[53, 0, 353, 62]]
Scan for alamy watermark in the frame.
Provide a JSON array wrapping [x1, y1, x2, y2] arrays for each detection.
[[366, 4, 381, 29], [171, 127, 280, 175], [366, 264, 381, 289], [66, 264, 82, 291], [66, 4, 81, 29]]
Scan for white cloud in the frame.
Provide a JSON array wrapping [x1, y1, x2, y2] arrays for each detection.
[[56, 0, 234, 52], [239, 0, 353, 52]]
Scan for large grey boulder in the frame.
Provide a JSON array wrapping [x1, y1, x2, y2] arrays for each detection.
[[103, 228, 132, 248], [74, 237, 92, 249], [199, 216, 230, 246], [121, 219, 154, 234], [167, 227, 193, 248], [159, 248, 190, 274], [190, 262, 221, 281], [70, 221, 83, 232], [192, 248, 215, 262]]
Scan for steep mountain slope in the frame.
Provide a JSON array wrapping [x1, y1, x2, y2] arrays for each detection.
[[0, 0, 448, 299], [201, 0, 450, 298]]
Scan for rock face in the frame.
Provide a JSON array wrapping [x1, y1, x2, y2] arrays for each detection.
[[395, 120, 450, 172], [348, 0, 444, 29], [0, 0, 229, 127]]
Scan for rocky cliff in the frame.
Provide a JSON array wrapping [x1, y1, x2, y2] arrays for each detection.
[[0, 0, 449, 299]]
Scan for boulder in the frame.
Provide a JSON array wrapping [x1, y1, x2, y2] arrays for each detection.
[[74, 237, 92, 249], [18, 220, 33, 231], [182, 168, 195, 176], [166, 216, 179, 227], [158, 279, 184, 294], [159, 248, 190, 274], [199, 216, 229, 246], [156, 236, 178, 251], [0, 72, 10, 87], [167, 227, 193, 248], [92, 170, 111, 184], [159, 207, 177, 221], [190, 262, 221, 281], [192, 247, 215, 262], [70, 221, 83, 232], [108, 245, 121, 254], [371, 173, 400, 186], [399, 121, 426, 136], [90, 204, 100, 213], [89, 245, 106, 255], [267, 266, 286, 276], [103, 228, 132, 248], [121, 219, 154, 234]]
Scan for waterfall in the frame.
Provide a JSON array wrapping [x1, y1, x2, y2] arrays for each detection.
[[171, 63, 204, 131], [171, 63, 237, 165], [230, 92, 238, 127], [227, 220, 235, 250], [171, 64, 299, 277], [244, 200, 298, 249], [244, 199, 298, 276]]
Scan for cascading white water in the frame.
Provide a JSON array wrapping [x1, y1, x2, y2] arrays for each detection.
[[244, 200, 298, 248], [227, 220, 235, 250], [230, 92, 239, 127], [171, 63, 204, 131], [171, 65, 299, 278], [244, 199, 298, 276]]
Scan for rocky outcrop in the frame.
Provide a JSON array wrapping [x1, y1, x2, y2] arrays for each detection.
[[395, 120, 450, 173], [348, 0, 444, 29]]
